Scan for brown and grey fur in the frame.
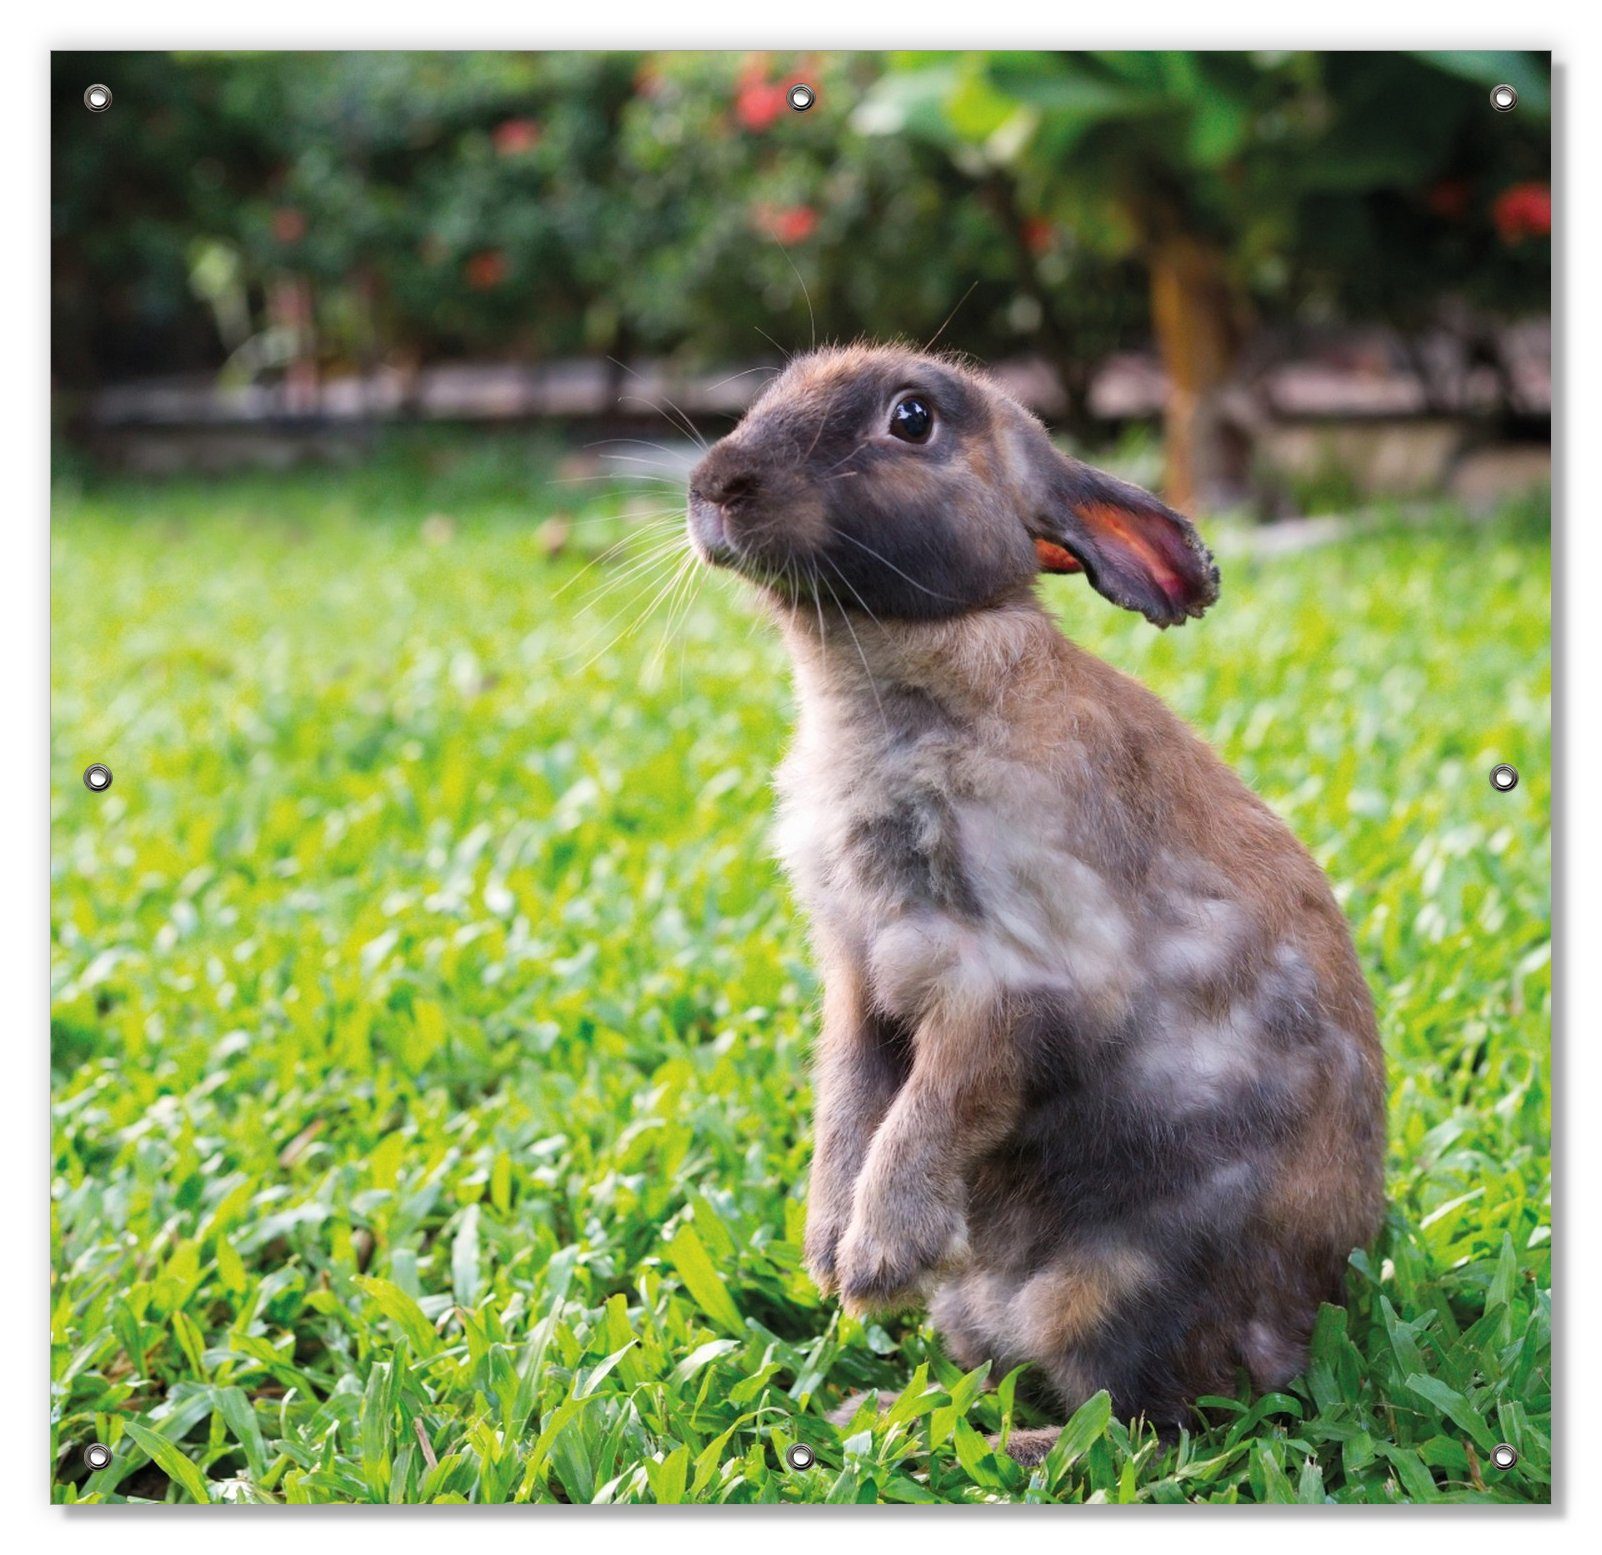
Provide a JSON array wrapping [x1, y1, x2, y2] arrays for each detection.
[[686, 344, 1385, 1458]]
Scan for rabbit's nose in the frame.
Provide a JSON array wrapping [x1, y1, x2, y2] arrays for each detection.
[[692, 457, 763, 513]]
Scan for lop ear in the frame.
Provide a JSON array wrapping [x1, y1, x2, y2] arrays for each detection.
[[1026, 442, 1219, 628]]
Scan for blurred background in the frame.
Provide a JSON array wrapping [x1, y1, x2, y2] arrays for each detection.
[[53, 49, 1550, 516]]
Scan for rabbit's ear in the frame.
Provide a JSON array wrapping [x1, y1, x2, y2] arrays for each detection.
[[1026, 442, 1219, 627]]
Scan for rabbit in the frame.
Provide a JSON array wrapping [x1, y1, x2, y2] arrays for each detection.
[[685, 344, 1385, 1462]]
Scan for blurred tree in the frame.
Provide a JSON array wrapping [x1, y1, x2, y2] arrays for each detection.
[[606, 52, 1147, 420], [53, 49, 1548, 505], [858, 50, 1550, 510], [51, 49, 1150, 407]]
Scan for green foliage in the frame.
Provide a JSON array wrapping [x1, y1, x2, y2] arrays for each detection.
[[859, 50, 1551, 324], [52, 49, 1547, 394], [51, 446, 1549, 1503], [55, 50, 1127, 386]]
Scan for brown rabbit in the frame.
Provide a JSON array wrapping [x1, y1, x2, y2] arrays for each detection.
[[686, 344, 1385, 1462]]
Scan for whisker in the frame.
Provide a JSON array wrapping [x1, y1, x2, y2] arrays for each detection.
[[584, 436, 694, 458], [571, 530, 689, 613], [573, 561, 684, 626], [755, 326, 794, 364], [600, 452, 692, 472], [610, 357, 711, 452], [677, 558, 711, 695], [834, 530, 960, 602], [810, 559, 829, 656], [619, 541, 703, 657], [819, 548, 884, 631], [567, 558, 685, 653], [646, 544, 702, 677], [536, 508, 684, 534], [765, 230, 817, 352], [765, 553, 802, 645], [615, 392, 709, 453], [803, 382, 840, 462], [705, 364, 784, 394], [563, 509, 686, 534], [574, 542, 684, 609], [552, 519, 683, 600], [924, 279, 979, 354], [566, 548, 691, 669], [818, 560, 888, 736], [816, 440, 870, 478], [546, 472, 684, 489]]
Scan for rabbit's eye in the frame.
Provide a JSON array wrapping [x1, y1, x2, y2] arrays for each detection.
[[890, 396, 933, 444]]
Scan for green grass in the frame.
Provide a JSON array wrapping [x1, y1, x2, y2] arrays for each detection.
[[50, 442, 1551, 1504]]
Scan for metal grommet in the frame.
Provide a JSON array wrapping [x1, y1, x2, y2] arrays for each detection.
[[84, 84, 113, 113], [83, 763, 113, 792], [787, 83, 816, 113], [1490, 763, 1519, 793], [84, 1441, 113, 1471], [784, 1442, 816, 1471], [1490, 83, 1518, 113], [1490, 1442, 1518, 1470]]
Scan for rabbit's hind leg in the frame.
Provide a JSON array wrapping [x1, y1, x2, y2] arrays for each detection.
[[826, 1389, 903, 1428], [991, 1425, 1061, 1466]]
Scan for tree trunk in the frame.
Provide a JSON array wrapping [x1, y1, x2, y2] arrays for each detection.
[[1147, 235, 1245, 514]]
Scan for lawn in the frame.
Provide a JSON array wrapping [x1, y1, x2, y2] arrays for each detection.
[[50, 439, 1551, 1504]]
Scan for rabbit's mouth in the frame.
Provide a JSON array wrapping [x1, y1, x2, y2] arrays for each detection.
[[687, 492, 738, 567], [687, 493, 811, 595]]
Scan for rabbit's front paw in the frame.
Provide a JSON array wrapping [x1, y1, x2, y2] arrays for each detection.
[[803, 1208, 848, 1296], [835, 1194, 968, 1317]]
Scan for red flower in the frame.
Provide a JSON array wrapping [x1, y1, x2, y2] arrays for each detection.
[[736, 76, 788, 132], [1426, 179, 1471, 221], [465, 250, 509, 290], [752, 203, 817, 245], [271, 207, 307, 244], [492, 118, 540, 156], [1493, 182, 1551, 243], [1021, 216, 1055, 256]]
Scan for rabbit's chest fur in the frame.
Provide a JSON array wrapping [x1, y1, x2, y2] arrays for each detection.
[[772, 603, 1348, 1116], [775, 709, 1142, 1029]]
